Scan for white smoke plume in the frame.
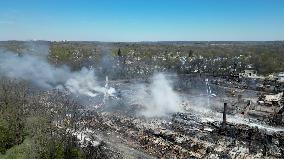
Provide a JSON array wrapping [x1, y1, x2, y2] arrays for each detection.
[[0, 51, 71, 89], [136, 73, 182, 117], [0, 50, 114, 97], [66, 68, 115, 97]]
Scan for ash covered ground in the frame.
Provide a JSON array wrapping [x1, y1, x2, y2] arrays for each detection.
[[0, 41, 284, 159], [70, 74, 284, 159]]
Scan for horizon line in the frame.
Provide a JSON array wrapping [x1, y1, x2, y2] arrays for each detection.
[[1, 40, 284, 43]]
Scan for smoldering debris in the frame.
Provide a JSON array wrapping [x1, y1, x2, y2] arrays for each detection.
[[81, 74, 282, 158], [76, 107, 284, 158], [1, 43, 284, 158]]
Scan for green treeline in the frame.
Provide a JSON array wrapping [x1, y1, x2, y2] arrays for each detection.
[[0, 79, 84, 159]]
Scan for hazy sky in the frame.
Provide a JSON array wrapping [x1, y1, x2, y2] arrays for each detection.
[[0, 0, 284, 41]]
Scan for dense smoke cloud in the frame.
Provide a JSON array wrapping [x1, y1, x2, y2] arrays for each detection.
[[66, 68, 115, 97], [136, 73, 182, 117], [0, 49, 114, 97]]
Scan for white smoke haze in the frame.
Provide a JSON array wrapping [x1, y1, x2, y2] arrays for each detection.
[[0, 48, 181, 118], [22, 41, 50, 59], [0, 50, 115, 98], [136, 73, 182, 117], [0, 51, 71, 89]]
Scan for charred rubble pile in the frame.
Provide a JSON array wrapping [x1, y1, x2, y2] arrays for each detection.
[[214, 122, 284, 158], [59, 74, 284, 158], [208, 74, 284, 127], [73, 108, 284, 158]]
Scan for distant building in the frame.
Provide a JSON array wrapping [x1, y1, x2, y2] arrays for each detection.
[[239, 70, 260, 79], [278, 73, 284, 83]]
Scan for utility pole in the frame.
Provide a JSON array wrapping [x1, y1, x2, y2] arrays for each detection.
[[222, 103, 227, 128]]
